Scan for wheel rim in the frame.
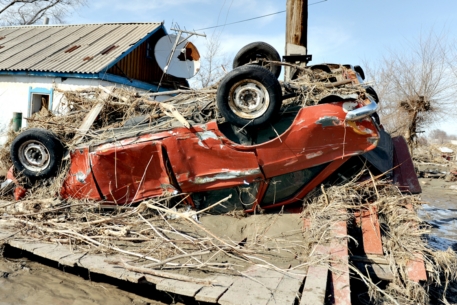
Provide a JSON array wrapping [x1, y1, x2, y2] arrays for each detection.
[[18, 140, 50, 172], [228, 79, 270, 119]]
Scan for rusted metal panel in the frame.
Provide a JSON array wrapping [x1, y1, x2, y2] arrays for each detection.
[[61, 148, 101, 201], [89, 141, 171, 204], [0, 23, 162, 74], [255, 102, 379, 178], [162, 129, 264, 193], [392, 136, 421, 194]]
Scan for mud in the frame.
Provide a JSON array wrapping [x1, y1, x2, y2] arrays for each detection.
[[0, 253, 164, 305]]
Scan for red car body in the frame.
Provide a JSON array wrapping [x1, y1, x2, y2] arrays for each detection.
[[52, 98, 418, 213]]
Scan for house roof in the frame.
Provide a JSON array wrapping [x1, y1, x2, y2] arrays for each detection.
[[0, 23, 163, 74]]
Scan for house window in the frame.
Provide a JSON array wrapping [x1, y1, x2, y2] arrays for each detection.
[[30, 94, 49, 116], [28, 87, 54, 118], [146, 42, 154, 59]]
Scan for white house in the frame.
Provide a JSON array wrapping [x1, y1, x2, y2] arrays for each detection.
[[0, 22, 189, 132]]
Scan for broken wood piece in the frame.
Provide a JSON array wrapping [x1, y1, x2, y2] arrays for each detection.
[[99, 85, 129, 103], [148, 88, 216, 97], [142, 99, 190, 129], [323, 79, 353, 88], [72, 102, 104, 145]]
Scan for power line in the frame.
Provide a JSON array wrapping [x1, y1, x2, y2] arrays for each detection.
[[195, 0, 328, 31], [196, 10, 285, 31]]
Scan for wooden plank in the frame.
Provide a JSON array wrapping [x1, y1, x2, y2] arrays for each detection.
[[195, 274, 234, 303], [143, 274, 165, 285], [72, 102, 104, 144], [218, 266, 284, 305], [58, 252, 88, 267], [360, 206, 383, 255], [156, 278, 204, 297], [7, 240, 50, 253], [77, 254, 142, 282], [330, 213, 351, 305], [371, 264, 394, 281], [32, 244, 77, 261], [301, 245, 329, 305], [0, 231, 19, 243], [268, 272, 305, 305], [405, 204, 427, 282]]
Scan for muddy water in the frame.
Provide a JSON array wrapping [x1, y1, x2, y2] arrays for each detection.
[[418, 178, 457, 251]]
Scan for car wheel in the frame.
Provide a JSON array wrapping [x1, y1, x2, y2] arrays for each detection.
[[217, 65, 282, 128], [10, 128, 64, 180], [232, 42, 282, 78]]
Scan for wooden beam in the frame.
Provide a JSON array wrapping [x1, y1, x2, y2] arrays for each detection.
[[359, 206, 384, 255], [286, 0, 308, 55], [330, 211, 351, 305], [301, 245, 329, 305], [72, 101, 104, 145]]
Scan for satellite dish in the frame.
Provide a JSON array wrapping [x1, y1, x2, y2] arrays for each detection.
[[154, 34, 201, 79]]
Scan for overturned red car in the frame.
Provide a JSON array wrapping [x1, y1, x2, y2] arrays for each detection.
[[6, 46, 420, 212]]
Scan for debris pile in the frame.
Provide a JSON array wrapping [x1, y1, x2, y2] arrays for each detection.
[[302, 178, 457, 305], [414, 143, 457, 183]]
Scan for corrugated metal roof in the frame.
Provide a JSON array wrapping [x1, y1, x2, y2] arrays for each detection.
[[0, 23, 162, 74]]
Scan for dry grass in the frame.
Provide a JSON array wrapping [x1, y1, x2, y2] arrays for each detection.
[[301, 174, 457, 305]]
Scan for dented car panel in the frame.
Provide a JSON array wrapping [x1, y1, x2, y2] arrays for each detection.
[[90, 141, 172, 204], [61, 148, 101, 201], [253, 102, 379, 177], [162, 133, 264, 192]]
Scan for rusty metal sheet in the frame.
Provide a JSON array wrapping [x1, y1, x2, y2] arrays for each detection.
[[0, 23, 161, 73], [162, 129, 264, 193], [90, 141, 171, 204], [254, 102, 379, 178], [61, 148, 101, 201]]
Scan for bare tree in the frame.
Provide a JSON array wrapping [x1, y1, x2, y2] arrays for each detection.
[[0, 0, 86, 26], [367, 30, 457, 150], [192, 34, 231, 89], [429, 129, 448, 144]]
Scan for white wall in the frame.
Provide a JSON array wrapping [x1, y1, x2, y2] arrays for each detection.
[[0, 75, 175, 145]]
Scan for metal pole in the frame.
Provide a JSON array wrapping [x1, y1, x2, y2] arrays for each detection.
[[12, 112, 22, 132], [285, 0, 309, 81]]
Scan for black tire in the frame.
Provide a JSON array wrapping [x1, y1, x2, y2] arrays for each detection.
[[10, 128, 64, 180], [232, 42, 282, 78], [217, 65, 282, 128]]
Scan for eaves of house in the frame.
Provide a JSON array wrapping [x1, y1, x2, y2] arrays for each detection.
[[0, 22, 181, 91]]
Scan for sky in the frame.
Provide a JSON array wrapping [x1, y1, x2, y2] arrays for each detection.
[[63, 0, 457, 135]]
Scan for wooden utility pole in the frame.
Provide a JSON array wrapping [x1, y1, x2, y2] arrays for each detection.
[[285, 0, 308, 80]]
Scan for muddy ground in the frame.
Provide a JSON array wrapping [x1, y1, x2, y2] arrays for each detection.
[[0, 178, 456, 304]]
